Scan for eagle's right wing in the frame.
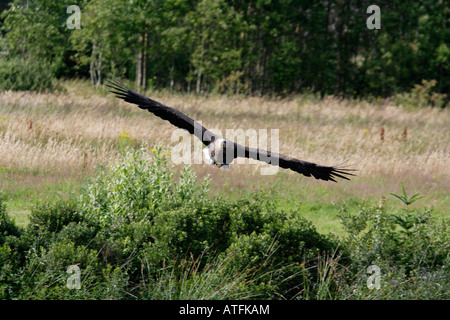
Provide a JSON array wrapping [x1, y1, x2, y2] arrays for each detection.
[[106, 76, 215, 146]]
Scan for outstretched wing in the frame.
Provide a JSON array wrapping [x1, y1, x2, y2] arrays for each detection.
[[105, 76, 215, 146], [234, 144, 355, 182]]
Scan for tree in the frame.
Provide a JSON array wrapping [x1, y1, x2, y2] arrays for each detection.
[[70, 0, 136, 85], [0, 0, 447, 99], [188, 0, 244, 94], [1, 0, 84, 77]]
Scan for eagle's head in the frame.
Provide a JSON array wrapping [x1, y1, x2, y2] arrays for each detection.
[[203, 137, 231, 170]]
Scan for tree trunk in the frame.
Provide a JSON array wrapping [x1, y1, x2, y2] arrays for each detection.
[[143, 33, 147, 89], [90, 44, 97, 85], [170, 61, 174, 92], [90, 43, 102, 86], [96, 50, 102, 86], [196, 69, 202, 95], [136, 46, 143, 90], [196, 38, 205, 95], [136, 32, 148, 91]]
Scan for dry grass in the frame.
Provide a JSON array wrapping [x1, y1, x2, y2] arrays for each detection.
[[1, 79, 449, 220]]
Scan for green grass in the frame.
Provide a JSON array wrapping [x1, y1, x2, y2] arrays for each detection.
[[3, 159, 448, 235], [0, 169, 87, 227]]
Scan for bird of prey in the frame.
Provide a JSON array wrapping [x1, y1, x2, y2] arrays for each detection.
[[106, 76, 354, 182]]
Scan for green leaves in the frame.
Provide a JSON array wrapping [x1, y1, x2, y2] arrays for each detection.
[[0, 0, 448, 97], [390, 182, 425, 210], [0, 56, 56, 91], [80, 145, 210, 229]]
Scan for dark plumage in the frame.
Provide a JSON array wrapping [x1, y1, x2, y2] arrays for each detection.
[[106, 76, 355, 182]]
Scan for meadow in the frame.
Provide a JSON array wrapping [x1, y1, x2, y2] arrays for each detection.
[[0, 79, 448, 229], [0, 80, 448, 300]]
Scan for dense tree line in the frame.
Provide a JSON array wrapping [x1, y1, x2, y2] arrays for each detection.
[[0, 0, 448, 98]]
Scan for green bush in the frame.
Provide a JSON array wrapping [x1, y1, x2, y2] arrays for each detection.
[[79, 146, 210, 229], [28, 199, 82, 234], [18, 241, 129, 299], [0, 243, 21, 299], [339, 205, 448, 273], [77, 146, 338, 298], [0, 146, 447, 299], [337, 204, 449, 299], [394, 79, 448, 108], [0, 56, 56, 92], [0, 192, 20, 245]]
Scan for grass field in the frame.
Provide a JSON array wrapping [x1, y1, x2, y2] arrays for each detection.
[[0, 79, 449, 233]]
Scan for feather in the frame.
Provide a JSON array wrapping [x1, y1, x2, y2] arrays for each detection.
[[105, 75, 215, 146]]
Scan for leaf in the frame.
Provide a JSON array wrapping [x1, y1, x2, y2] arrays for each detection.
[[390, 192, 407, 205], [408, 193, 425, 203], [401, 182, 407, 198], [390, 183, 424, 208]]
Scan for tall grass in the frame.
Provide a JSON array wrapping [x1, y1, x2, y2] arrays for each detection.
[[0, 79, 449, 225], [143, 252, 264, 300], [1, 80, 448, 178]]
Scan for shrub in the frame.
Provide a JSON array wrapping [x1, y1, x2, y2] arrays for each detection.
[[18, 241, 129, 299], [0, 192, 20, 245], [0, 56, 56, 92], [79, 145, 210, 230], [0, 243, 21, 299], [394, 79, 448, 108], [28, 199, 82, 235], [0, 146, 447, 299], [42, 146, 338, 298], [339, 205, 448, 272], [23, 198, 83, 250], [337, 203, 449, 299]]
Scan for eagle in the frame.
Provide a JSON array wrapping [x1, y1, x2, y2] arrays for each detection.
[[106, 76, 354, 182]]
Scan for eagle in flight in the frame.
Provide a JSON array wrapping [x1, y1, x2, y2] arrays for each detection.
[[106, 76, 354, 182]]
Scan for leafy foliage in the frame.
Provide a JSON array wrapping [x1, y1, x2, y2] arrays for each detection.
[[337, 203, 449, 299], [0, 57, 56, 91], [390, 182, 425, 210], [0, 147, 448, 299], [0, 146, 338, 299], [394, 80, 448, 108]]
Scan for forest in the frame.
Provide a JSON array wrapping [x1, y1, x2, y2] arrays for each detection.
[[0, 0, 449, 100]]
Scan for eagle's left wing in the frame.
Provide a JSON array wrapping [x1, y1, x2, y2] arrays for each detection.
[[234, 144, 355, 182]]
